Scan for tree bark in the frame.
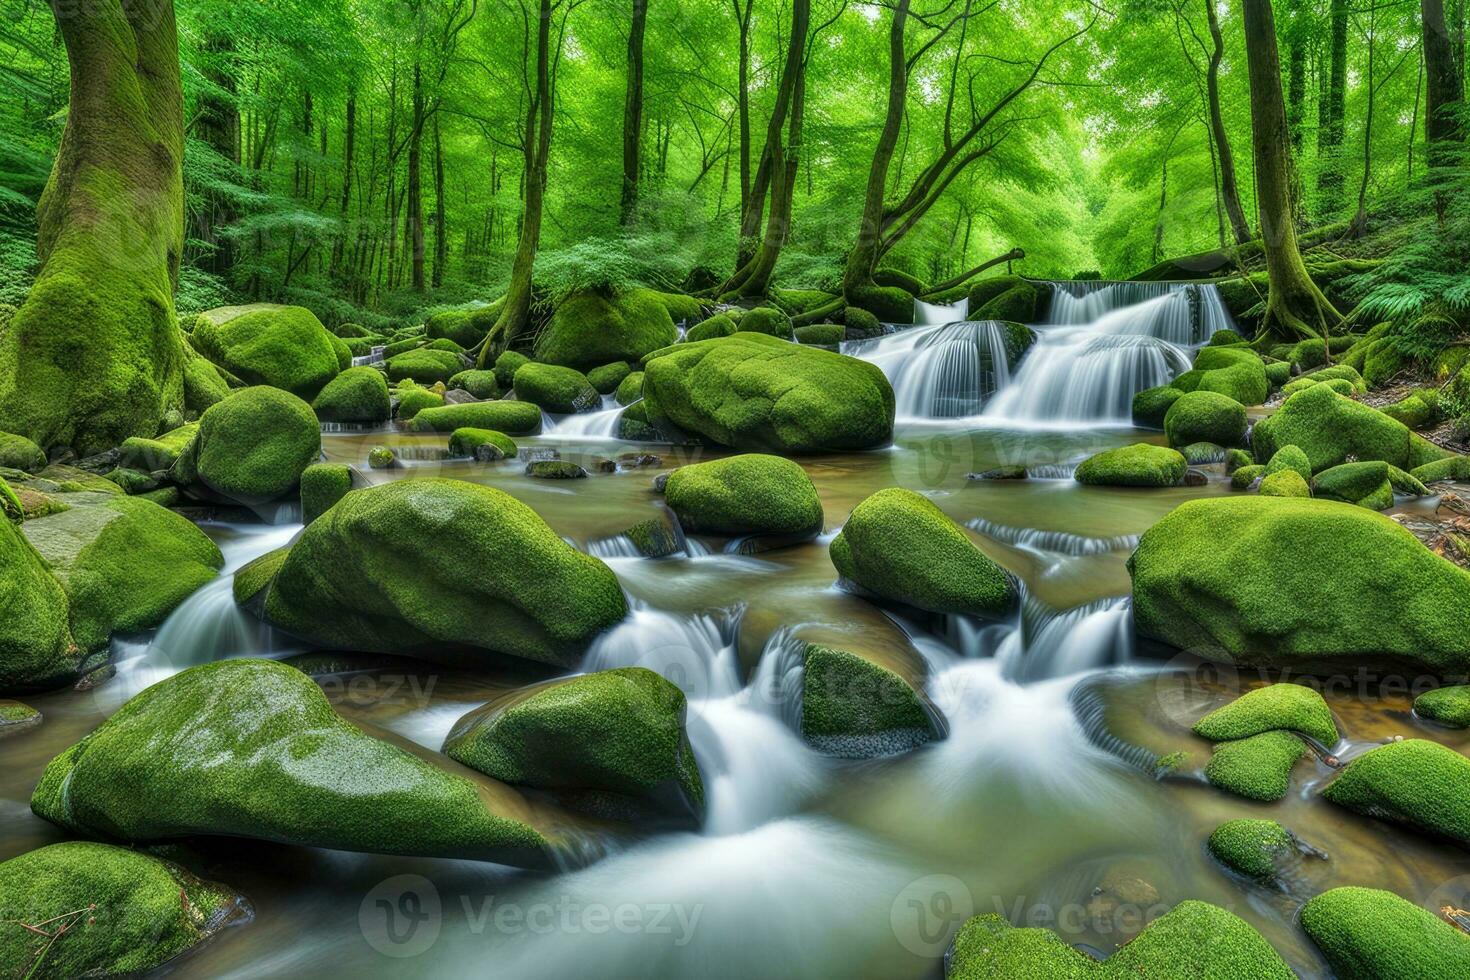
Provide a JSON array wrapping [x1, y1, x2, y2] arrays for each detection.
[[620, 0, 648, 224], [1423, 0, 1466, 169], [196, 30, 238, 277], [1318, 0, 1349, 206], [1242, 0, 1340, 339], [331, 92, 356, 279], [0, 0, 186, 453], [1205, 0, 1251, 244], [1285, 0, 1306, 152], [408, 62, 426, 292], [433, 112, 447, 288]]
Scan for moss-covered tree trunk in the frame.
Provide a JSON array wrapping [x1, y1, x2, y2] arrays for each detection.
[[1205, 0, 1251, 245], [0, 0, 185, 455], [1243, 0, 1340, 340], [620, 0, 648, 225]]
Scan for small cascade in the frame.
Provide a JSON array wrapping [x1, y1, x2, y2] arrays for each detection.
[[350, 345, 386, 367], [842, 319, 1018, 419], [915, 296, 969, 324], [546, 395, 625, 439], [582, 603, 744, 701], [1047, 281, 1233, 341], [966, 517, 1140, 558]]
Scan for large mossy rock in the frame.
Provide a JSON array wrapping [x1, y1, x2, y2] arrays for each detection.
[[0, 841, 247, 978], [405, 400, 544, 435], [1312, 460, 1395, 510], [0, 510, 75, 692], [426, 304, 499, 348], [1323, 739, 1470, 846], [966, 275, 1043, 324], [1074, 443, 1186, 487], [1193, 683, 1338, 746], [1171, 346, 1269, 406], [1129, 496, 1470, 674], [31, 659, 552, 864], [1252, 383, 1426, 473], [534, 288, 679, 367], [831, 488, 1015, 616], [1301, 887, 1470, 979], [172, 387, 321, 505], [190, 304, 342, 399], [385, 348, 465, 385], [800, 644, 940, 758], [445, 667, 704, 825], [260, 479, 626, 667], [663, 453, 823, 538], [0, 431, 46, 472], [1163, 390, 1246, 448], [23, 495, 222, 653], [311, 366, 391, 423], [513, 362, 601, 414], [642, 332, 894, 453]]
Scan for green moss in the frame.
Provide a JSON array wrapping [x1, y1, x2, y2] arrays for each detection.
[[1312, 461, 1395, 510], [448, 427, 518, 460], [385, 348, 464, 385], [0, 509, 75, 691], [1381, 388, 1443, 429], [1193, 683, 1338, 745], [445, 667, 703, 824], [513, 362, 601, 414], [1345, 335, 1411, 387], [794, 323, 846, 346], [1323, 739, 1470, 845], [104, 467, 161, 495], [947, 913, 1095, 979], [424, 338, 465, 355], [1207, 819, 1296, 880], [394, 387, 444, 421], [0, 699, 39, 725], [587, 361, 632, 394], [181, 342, 232, 414], [448, 369, 500, 399], [651, 290, 707, 324], [1410, 431, 1455, 468], [1204, 730, 1307, 801], [1225, 448, 1253, 474], [534, 288, 679, 367], [426, 304, 500, 348], [773, 287, 838, 316], [618, 402, 659, 440], [831, 488, 1015, 616], [300, 463, 354, 524], [312, 366, 391, 423], [1388, 463, 1430, 496], [1264, 360, 1293, 388], [967, 276, 1042, 324], [1178, 442, 1225, 465], [1412, 454, 1470, 484], [738, 306, 793, 339], [1209, 329, 1246, 346], [263, 479, 628, 668], [0, 431, 46, 472], [615, 370, 644, 405], [1264, 445, 1312, 481], [367, 446, 395, 469], [382, 337, 422, 359], [1416, 686, 1470, 727], [1129, 496, 1470, 673], [1290, 337, 1328, 369], [844, 306, 882, 338], [1259, 469, 1310, 497], [118, 422, 199, 472], [1171, 347, 1270, 406], [190, 304, 342, 399], [1074, 443, 1186, 488], [406, 401, 544, 436], [800, 645, 936, 755], [171, 387, 321, 505], [664, 454, 823, 537], [686, 313, 738, 343], [848, 281, 916, 324], [232, 545, 290, 606], [1302, 887, 1470, 980], [0, 842, 244, 978], [874, 267, 927, 295], [32, 659, 550, 862], [22, 495, 223, 652], [642, 332, 894, 453], [526, 460, 588, 479], [333, 321, 371, 338], [1164, 390, 1247, 448], [1253, 383, 1410, 472]]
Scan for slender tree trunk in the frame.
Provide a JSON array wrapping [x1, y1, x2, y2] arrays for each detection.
[[1153, 155, 1169, 263], [0, 0, 186, 453], [331, 92, 356, 279], [620, 0, 648, 224], [1318, 0, 1349, 206], [1205, 0, 1251, 243], [1352, 9, 1379, 236], [1423, 0, 1466, 169], [734, 0, 752, 222], [408, 62, 426, 291], [1286, 0, 1307, 152], [433, 113, 446, 288], [1243, 0, 1340, 339], [197, 31, 238, 277]]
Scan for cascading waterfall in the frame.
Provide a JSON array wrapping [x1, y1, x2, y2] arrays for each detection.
[[915, 296, 969, 325], [546, 394, 626, 439], [841, 319, 1019, 419]]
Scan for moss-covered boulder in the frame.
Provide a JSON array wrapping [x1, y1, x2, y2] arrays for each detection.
[[1302, 887, 1470, 980], [118, 422, 199, 472], [1413, 454, 1470, 484], [1416, 685, 1470, 727], [1312, 460, 1395, 510], [1163, 390, 1246, 448], [385, 348, 464, 385], [1074, 444, 1186, 488], [0, 510, 75, 692], [311, 366, 391, 423], [737, 306, 793, 339], [1130, 497, 1470, 674], [1177, 442, 1225, 465], [425, 304, 499, 348], [190, 304, 342, 399], [1193, 684, 1338, 745], [300, 463, 354, 524], [393, 387, 444, 421], [32, 659, 552, 864], [405, 401, 543, 436], [172, 387, 321, 505], [1230, 463, 1265, 490], [586, 361, 632, 395], [794, 323, 846, 346], [448, 369, 500, 400], [1131, 385, 1183, 428], [663, 454, 823, 538], [22, 495, 222, 653], [967, 275, 1043, 324], [491, 350, 529, 389], [686, 313, 739, 343], [1207, 819, 1297, 881], [847, 281, 915, 324], [534, 288, 679, 367], [261, 479, 626, 668], [513, 362, 601, 414], [1259, 469, 1310, 497], [0, 431, 45, 473], [831, 488, 1015, 616], [445, 667, 703, 825], [1323, 739, 1470, 846], [642, 332, 894, 453], [1253, 383, 1415, 473], [448, 427, 518, 461], [1225, 448, 1253, 473], [181, 343, 232, 413], [1382, 388, 1443, 429], [1171, 346, 1269, 406], [1204, 730, 1308, 801], [615, 370, 644, 405], [800, 645, 940, 758], [1263, 445, 1311, 481], [1264, 359, 1292, 388], [0, 842, 246, 977]]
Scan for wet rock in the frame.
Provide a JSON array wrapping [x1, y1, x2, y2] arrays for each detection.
[[526, 460, 588, 479], [367, 446, 396, 469], [0, 699, 41, 737], [652, 472, 670, 492], [1182, 469, 1209, 487], [618, 452, 662, 469], [664, 454, 823, 538], [967, 465, 1027, 480]]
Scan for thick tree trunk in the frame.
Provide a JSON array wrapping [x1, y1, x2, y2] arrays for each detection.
[[1318, 0, 1349, 206], [1285, 0, 1306, 152], [1205, 0, 1251, 244], [1243, 0, 1340, 339], [620, 0, 648, 224], [0, 0, 185, 453], [197, 31, 238, 277], [1424, 0, 1466, 169], [408, 62, 426, 292]]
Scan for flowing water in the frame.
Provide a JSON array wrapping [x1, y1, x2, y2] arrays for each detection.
[[2, 282, 1466, 979]]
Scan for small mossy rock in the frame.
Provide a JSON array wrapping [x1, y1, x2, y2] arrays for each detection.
[[738, 306, 793, 339], [525, 460, 588, 479], [1381, 388, 1443, 429], [1264, 360, 1292, 388], [847, 281, 915, 324], [1253, 383, 1411, 473], [831, 488, 1015, 616], [643, 332, 894, 453], [191, 304, 342, 399], [686, 313, 738, 343], [118, 422, 199, 472], [1225, 448, 1253, 473], [794, 323, 845, 346], [586, 361, 632, 395], [367, 446, 395, 469], [332, 321, 372, 338], [385, 348, 464, 385], [534, 288, 679, 367], [425, 305, 499, 348], [491, 350, 531, 389], [406, 401, 544, 435], [1209, 329, 1246, 346], [0, 841, 247, 977], [1129, 497, 1470, 674], [394, 387, 444, 421], [1171, 347, 1269, 406], [1164, 390, 1247, 448], [1230, 463, 1265, 490], [1323, 739, 1470, 846], [263, 479, 627, 668], [947, 913, 1097, 978], [1312, 460, 1394, 510], [1192, 683, 1338, 746], [449, 428, 518, 461], [31, 659, 551, 863], [448, 369, 500, 400], [1301, 886, 1470, 980], [1264, 445, 1312, 481], [1208, 819, 1297, 881], [1074, 444, 1186, 488], [0, 431, 46, 472], [1416, 686, 1470, 728], [312, 366, 391, 423], [1388, 463, 1430, 497], [1204, 730, 1308, 801], [0, 510, 75, 692], [843, 306, 882, 339], [0, 698, 40, 734], [969, 465, 1027, 481], [967, 276, 1042, 324], [664, 454, 823, 537], [1412, 454, 1470, 484], [444, 667, 704, 825], [1258, 469, 1310, 498], [800, 645, 939, 758], [514, 362, 601, 414], [615, 370, 644, 406], [1132, 385, 1183, 428], [300, 463, 354, 524], [172, 387, 321, 505], [1290, 338, 1328, 370], [1178, 442, 1225, 465]]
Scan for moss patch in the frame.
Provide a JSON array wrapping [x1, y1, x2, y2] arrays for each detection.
[[312, 366, 391, 424], [1204, 730, 1308, 801], [448, 427, 518, 460], [300, 463, 354, 524], [406, 401, 544, 436], [191, 304, 342, 399], [1313, 461, 1395, 510], [534, 288, 679, 367], [0, 432, 46, 473], [1164, 390, 1247, 448], [587, 361, 632, 395], [448, 369, 500, 400], [615, 370, 644, 405], [513, 362, 601, 414], [1193, 684, 1338, 745], [1132, 386, 1183, 428], [1323, 739, 1470, 846], [1259, 469, 1310, 497], [394, 387, 444, 421], [386, 348, 465, 385], [0, 510, 75, 691], [1253, 383, 1413, 473], [1207, 819, 1296, 880], [1171, 346, 1270, 406], [1416, 686, 1470, 728], [1074, 444, 1186, 488], [1301, 886, 1470, 980], [664, 454, 823, 537], [118, 422, 199, 472], [172, 387, 321, 505]]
